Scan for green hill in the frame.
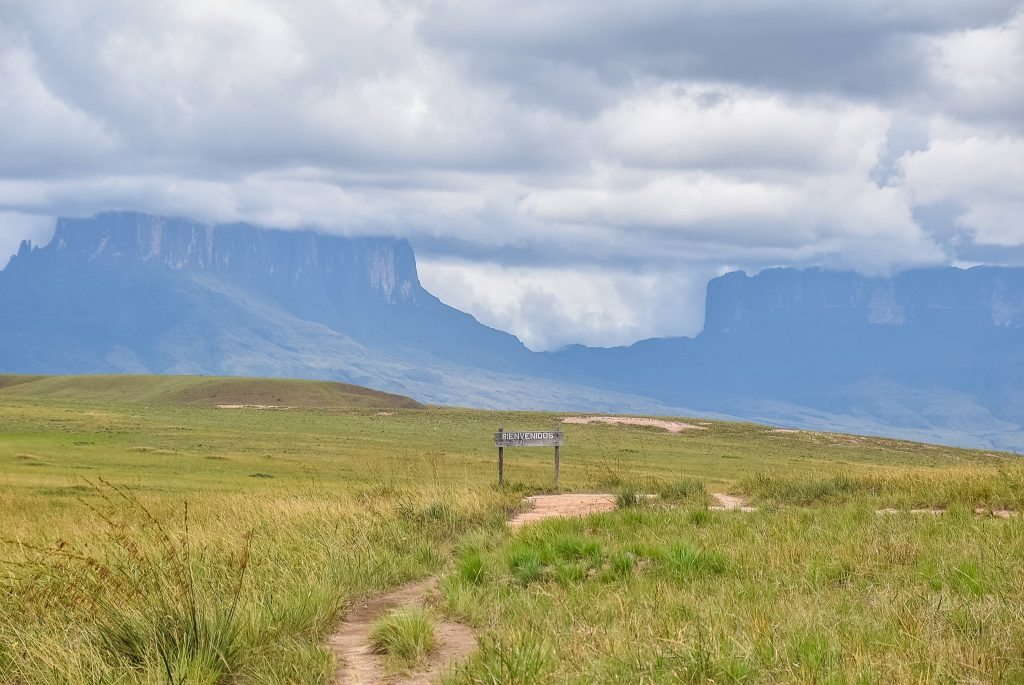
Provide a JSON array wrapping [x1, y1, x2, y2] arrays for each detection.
[[0, 374, 423, 410]]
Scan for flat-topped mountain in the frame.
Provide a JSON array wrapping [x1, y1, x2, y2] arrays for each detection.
[[704, 267, 1024, 333], [3, 212, 535, 374], [553, 266, 1024, 450], [2, 212, 1022, 450]]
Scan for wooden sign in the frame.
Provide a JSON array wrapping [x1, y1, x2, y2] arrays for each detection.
[[494, 427, 564, 487], [494, 430, 564, 447]]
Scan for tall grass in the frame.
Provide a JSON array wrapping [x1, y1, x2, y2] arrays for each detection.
[[740, 466, 1024, 508], [2, 387, 1022, 683], [4, 481, 252, 683], [440, 491, 1024, 683], [0, 482, 511, 683]]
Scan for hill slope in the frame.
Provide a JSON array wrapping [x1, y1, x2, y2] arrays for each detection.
[[0, 374, 423, 410]]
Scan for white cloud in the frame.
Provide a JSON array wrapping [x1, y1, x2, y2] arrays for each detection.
[[418, 258, 712, 349], [924, 11, 1024, 128], [900, 129, 1024, 246], [0, 212, 55, 269], [0, 1, 1021, 346], [0, 44, 116, 175], [601, 86, 891, 174]]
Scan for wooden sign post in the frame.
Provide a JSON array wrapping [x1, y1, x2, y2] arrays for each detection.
[[494, 427, 565, 487]]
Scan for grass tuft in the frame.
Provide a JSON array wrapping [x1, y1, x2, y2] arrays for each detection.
[[660, 543, 728, 578], [615, 488, 643, 508], [369, 607, 436, 669], [457, 550, 486, 585], [450, 634, 550, 684]]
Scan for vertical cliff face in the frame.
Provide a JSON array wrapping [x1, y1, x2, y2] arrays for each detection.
[[703, 267, 1024, 335], [2, 211, 533, 373], [11, 212, 425, 310]]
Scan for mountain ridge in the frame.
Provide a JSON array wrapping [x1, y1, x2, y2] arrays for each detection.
[[3, 212, 1022, 451]]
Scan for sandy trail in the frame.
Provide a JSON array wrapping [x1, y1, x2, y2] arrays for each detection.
[[508, 493, 617, 528], [561, 416, 706, 432], [330, 494, 619, 684], [708, 493, 757, 512], [328, 578, 477, 685]]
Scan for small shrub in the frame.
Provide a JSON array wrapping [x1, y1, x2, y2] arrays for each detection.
[[370, 607, 436, 669]]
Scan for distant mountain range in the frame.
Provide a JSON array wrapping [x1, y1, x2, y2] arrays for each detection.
[[3, 211, 1022, 451]]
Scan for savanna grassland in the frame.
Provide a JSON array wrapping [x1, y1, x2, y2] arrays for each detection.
[[0, 374, 1022, 684]]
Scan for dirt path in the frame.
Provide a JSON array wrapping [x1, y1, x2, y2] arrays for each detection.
[[561, 416, 706, 432], [508, 493, 618, 528], [329, 494, 619, 684], [328, 578, 477, 685], [709, 492, 757, 512]]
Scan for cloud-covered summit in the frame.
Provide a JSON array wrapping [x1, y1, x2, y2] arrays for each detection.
[[1, 0, 1021, 349]]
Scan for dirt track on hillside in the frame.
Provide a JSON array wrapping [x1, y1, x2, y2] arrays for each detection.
[[561, 416, 706, 432]]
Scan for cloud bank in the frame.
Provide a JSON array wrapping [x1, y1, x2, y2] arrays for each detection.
[[1, 0, 1022, 348]]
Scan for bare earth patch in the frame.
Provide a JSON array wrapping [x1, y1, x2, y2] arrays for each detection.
[[215, 404, 291, 410], [769, 428, 801, 434], [876, 507, 1019, 518], [329, 578, 477, 685], [709, 493, 757, 512], [508, 493, 617, 529], [561, 416, 707, 433]]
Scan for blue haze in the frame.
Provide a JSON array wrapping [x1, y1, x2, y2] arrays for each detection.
[[2, 212, 1022, 451]]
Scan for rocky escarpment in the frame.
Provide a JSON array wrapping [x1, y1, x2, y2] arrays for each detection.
[[1, 211, 534, 376], [10, 212, 424, 309], [703, 267, 1024, 334]]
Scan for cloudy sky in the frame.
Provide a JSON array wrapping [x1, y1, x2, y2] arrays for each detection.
[[1, 1, 1022, 349]]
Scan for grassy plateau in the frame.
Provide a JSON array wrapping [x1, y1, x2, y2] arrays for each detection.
[[0, 374, 1021, 684]]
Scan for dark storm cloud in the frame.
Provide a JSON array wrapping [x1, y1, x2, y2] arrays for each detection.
[[422, 1, 1021, 108]]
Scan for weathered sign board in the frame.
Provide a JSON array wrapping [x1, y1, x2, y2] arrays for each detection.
[[494, 430, 564, 448], [494, 427, 565, 487]]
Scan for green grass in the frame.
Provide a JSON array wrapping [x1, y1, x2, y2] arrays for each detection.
[[440, 505, 1024, 683], [0, 374, 422, 409], [370, 608, 436, 670], [0, 374, 1021, 683]]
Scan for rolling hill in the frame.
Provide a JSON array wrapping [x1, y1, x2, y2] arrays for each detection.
[[0, 374, 423, 410]]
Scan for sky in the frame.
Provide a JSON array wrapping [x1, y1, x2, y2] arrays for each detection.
[[1, 1, 1022, 350]]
